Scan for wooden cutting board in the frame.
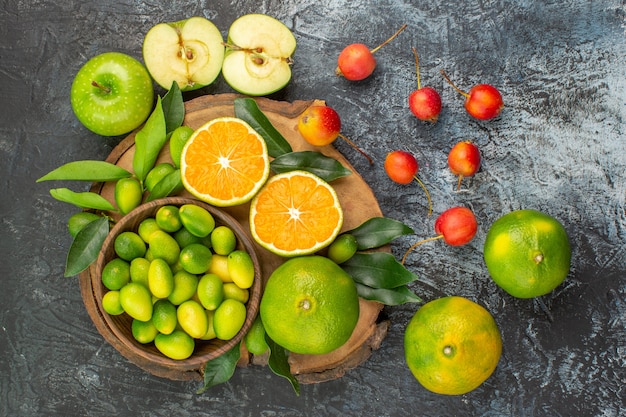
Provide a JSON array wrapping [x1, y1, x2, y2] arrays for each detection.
[[79, 93, 389, 383]]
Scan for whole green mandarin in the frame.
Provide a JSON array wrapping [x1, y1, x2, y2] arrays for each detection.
[[114, 231, 147, 261], [179, 243, 213, 275], [114, 177, 143, 215], [211, 226, 236, 255], [148, 258, 175, 299], [213, 298, 247, 341], [119, 282, 153, 322], [132, 319, 159, 344], [148, 230, 180, 265], [179, 204, 215, 238], [101, 258, 131, 290], [67, 212, 101, 238], [155, 330, 195, 360], [155, 205, 183, 233]]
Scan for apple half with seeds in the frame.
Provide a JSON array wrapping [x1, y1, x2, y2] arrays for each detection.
[[221, 14, 296, 96], [142, 16, 224, 91]]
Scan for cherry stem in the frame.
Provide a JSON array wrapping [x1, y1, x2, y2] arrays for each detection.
[[456, 174, 464, 191], [338, 133, 374, 165], [91, 81, 111, 94], [412, 47, 421, 90], [413, 175, 433, 216], [401, 234, 444, 265], [370, 24, 407, 54], [440, 69, 469, 98]]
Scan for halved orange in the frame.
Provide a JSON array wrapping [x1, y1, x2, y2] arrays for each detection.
[[180, 117, 270, 207], [249, 170, 343, 257]]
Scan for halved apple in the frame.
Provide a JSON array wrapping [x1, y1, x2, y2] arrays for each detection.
[[221, 14, 296, 96], [142, 16, 224, 91]]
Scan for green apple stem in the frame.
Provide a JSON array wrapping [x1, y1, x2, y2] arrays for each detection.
[[401, 235, 444, 265], [91, 81, 111, 94], [440, 69, 469, 99], [338, 133, 374, 165], [413, 175, 433, 216], [370, 24, 407, 54], [412, 47, 421, 90]]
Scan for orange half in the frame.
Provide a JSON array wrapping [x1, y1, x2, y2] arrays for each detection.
[[249, 170, 344, 257], [180, 117, 270, 207]]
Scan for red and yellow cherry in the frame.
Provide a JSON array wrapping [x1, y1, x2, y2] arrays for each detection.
[[298, 105, 373, 164], [448, 140, 481, 190], [401, 206, 478, 264], [384, 150, 432, 215], [336, 24, 407, 81], [408, 47, 441, 123], [440, 70, 504, 120]]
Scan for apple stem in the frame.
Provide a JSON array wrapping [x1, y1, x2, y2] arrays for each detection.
[[338, 133, 374, 165], [440, 69, 469, 98], [401, 234, 444, 265], [456, 174, 464, 191], [412, 47, 421, 90], [413, 175, 433, 216], [370, 24, 407, 54], [91, 81, 111, 94]]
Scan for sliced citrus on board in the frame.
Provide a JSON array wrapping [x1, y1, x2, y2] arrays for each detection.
[[180, 117, 270, 207], [249, 170, 343, 257]]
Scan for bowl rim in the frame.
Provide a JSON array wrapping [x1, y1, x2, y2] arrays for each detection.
[[92, 196, 262, 369]]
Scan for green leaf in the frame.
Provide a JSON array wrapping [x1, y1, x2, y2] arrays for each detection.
[[234, 97, 292, 158], [196, 342, 241, 394], [133, 96, 167, 183], [270, 151, 352, 182], [342, 252, 418, 289], [50, 188, 116, 211], [36, 161, 132, 183], [266, 336, 300, 396], [355, 283, 423, 305], [162, 81, 184, 134], [64, 216, 110, 277], [145, 169, 183, 202], [347, 217, 415, 250]]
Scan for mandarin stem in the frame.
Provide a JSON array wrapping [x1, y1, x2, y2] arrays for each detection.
[[370, 24, 408, 54], [338, 133, 374, 165], [401, 235, 444, 264], [413, 175, 433, 215], [440, 69, 469, 98]]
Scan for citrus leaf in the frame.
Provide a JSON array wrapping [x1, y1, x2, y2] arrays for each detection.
[[270, 151, 352, 182], [36, 161, 132, 182], [347, 217, 415, 250], [64, 216, 109, 277], [355, 282, 423, 305], [50, 188, 116, 211], [133, 96, 166, 183], [196, 342, 241, 394], [342, 252, 418, 289], [145, 169, 183, 202], [266, 335, 300, 396], [234, 97, 292, 158], [162, 81, 184, 134]]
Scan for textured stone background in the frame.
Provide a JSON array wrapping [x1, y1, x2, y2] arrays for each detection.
[[1, 1, 625, 416]]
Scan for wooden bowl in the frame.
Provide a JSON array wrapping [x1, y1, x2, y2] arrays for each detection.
[[90, 196, 262, 374]]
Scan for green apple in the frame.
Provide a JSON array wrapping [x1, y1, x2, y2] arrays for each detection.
[[142, 16, 225, 91], [70, 52, 154, 136], [222, 14, 296, 96]]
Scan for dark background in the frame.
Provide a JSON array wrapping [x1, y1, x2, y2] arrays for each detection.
[[1, 1, 625, 416]]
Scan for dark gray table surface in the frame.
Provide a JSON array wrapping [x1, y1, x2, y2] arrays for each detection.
[[1, 1, 625, 416]]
